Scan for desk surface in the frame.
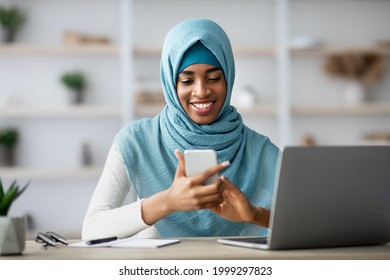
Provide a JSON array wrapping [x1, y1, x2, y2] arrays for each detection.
[[1, 238, 390, 260]]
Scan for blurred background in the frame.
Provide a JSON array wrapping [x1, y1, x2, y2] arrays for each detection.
[[0, 0, 389, 239]]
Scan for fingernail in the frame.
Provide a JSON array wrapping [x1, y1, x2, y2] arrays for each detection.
[[221, 161, 230, 167]]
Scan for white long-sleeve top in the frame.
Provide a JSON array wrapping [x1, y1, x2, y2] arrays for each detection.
[[81, 140, 160, 240]]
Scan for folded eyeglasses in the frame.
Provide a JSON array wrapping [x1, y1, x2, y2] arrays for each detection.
[[35, 232, 68, 248]]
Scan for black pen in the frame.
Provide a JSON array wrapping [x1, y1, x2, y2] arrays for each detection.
[[86, 236, 118, 245]]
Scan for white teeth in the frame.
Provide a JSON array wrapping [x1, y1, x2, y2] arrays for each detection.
[[192, 102, 213, 109]]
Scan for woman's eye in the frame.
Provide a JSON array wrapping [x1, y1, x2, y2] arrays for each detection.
[[208, 76, 221, 82], [180, 79, 193, 85]]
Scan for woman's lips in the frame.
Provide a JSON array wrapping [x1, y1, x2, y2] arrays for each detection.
[[190, 101, 216, 114]]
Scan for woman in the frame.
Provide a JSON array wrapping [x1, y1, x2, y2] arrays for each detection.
[[82, 18, 279, 240]]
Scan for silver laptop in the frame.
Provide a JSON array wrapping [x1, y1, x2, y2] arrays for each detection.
[[218, 146, 390, 250]]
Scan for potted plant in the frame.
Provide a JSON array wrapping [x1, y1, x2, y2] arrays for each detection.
[[60, 71, 87, 104], [0, 178, 29, 255], [323, 51, 386, 104], [0, 127, 19, 166], [0, 5, 27, 43]]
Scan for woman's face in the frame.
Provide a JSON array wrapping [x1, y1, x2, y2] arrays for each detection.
[[176, 64, 227, 125]]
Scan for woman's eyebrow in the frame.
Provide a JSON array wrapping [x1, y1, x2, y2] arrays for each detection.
[[205, 67, 222, 73], [179, 67, 222, 76], [179, 70, 194, 75]]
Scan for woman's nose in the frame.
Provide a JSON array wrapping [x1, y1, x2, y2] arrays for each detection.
[[192, 81, 210, 98]]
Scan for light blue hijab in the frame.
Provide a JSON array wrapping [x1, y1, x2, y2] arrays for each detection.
[[116, 18, 280, 237]]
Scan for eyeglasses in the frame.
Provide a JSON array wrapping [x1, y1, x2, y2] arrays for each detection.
[[35, 231, 68, 248]]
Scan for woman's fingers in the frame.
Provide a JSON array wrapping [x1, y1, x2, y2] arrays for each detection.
[[191, 188, 224, 209], [171, 150, 230, 210], [174, 149, 230, 186], [191, 160, 230, 185], [174, 149, 186, 178]]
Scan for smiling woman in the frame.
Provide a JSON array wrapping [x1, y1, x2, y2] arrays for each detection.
[[82, 18, 279, 240]]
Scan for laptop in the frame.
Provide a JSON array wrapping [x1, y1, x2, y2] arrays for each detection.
[[218, 146, 390, 250]]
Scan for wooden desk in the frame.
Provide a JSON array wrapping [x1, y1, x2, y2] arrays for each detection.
[[1, 238, 390, 260]]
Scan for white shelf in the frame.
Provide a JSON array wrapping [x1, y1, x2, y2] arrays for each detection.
[[235, 104, 278, 116], [2, 44, 388, 57], [291, 47, 390, 57], [0, 105, 121, 119], [0, 104, 168, 119], [0, 44, 120, 56], [134, 104, 164, 117], [0, 165, 103, 180], [293, 103, 390, 116], [237, 103, 390, 117]]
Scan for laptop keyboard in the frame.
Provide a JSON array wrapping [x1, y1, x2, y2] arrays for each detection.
[[238, 237, 268, 244]]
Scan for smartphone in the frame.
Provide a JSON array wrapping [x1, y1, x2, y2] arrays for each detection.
[[184, 149, 218, 185]]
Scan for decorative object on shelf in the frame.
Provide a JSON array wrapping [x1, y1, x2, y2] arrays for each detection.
[[62, 31, 110, 45], [136, 91, 166, 105], [233, 86, 258, 109], [343, 80, 366, 105], [362, 133, 390, 145], [290, 36, 324, 50], [0, 127, 18, 166], [302, 135, 316, 146], [376, 40, 390, 50], [81, 142, 92, 166], [0, 5, 27, 43], [323, 52, 386, 105], [0, 177, 29, 255], [60, 71, 87, 104]]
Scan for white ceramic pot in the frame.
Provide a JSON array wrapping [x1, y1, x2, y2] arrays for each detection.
[[0, 216, 26, 255], [343, 80, 366, 105]]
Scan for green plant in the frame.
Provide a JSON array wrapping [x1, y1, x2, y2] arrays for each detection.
[[0, 178, 29, 216], [60, 71, 87, 91], [0, 127, 19, 147], [0, 5, 27, 30]]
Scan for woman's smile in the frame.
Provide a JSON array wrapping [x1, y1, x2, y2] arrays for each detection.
[[190, 100, 216, 114]]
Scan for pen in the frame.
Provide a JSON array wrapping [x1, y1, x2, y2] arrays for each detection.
[[86, 236, 118, 245]]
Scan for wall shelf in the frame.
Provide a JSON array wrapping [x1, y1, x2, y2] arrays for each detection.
[[2, 44, 388, 57], [293, 103, 390, 116], [0, 165, 104, 180], [290, 47, 390, 57], [0, 105, 121, 119], [0, 44, 119, 56]]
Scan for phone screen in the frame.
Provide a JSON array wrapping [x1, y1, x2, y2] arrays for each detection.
[[184, 149, 218, 185]]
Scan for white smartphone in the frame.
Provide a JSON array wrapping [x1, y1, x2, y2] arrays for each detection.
[[184, 149, 218, 185]]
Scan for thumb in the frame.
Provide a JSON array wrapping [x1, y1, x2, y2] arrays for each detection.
[[220, 176, 234, 189], [220, 176, 242, 194], [174, 149, 186, 177]]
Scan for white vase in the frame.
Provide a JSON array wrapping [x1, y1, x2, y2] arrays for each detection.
[[343, 80, 366, 105], [0, 216, 26, 255], [236, 86, 257, 108]]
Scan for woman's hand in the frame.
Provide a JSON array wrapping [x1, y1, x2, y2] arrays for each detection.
[[166, 150, 230, 210], [211, 177, 271, 228], [141, 150, 229, 225]]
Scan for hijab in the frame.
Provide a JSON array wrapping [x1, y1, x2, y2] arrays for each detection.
[[116, 18, 280, 237]]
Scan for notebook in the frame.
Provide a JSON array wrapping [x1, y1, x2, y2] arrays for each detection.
[[218, 146, 390, 250], [70, 237, 180, 248]]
